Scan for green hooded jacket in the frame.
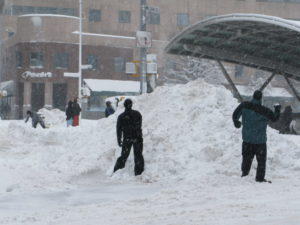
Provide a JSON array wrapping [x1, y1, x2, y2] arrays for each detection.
[[232, 99, 280, 144]]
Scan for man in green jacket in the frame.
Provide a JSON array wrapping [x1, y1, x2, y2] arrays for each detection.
[[232, 90, 281, 182]]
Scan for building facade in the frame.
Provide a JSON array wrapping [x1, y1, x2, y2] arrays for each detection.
[[1, 0, 300, 119]]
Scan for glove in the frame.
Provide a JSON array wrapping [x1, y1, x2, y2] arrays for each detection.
[[274, 104, 281, 112], [118, 139, 123, 147], [234, 120, 241, 128]]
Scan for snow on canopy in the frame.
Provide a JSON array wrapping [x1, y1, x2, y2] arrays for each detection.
[[83, 79, 140, 93]]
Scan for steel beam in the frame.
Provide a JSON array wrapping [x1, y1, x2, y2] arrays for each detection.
[[216, 60, 243, 102], [284, 75, 300, 103], [259, 71, 276, 91]]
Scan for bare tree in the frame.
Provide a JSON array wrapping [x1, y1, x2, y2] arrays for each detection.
[[160, 55, 227, 85]]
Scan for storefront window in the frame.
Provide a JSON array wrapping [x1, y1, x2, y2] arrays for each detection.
[[114, 57, 125, 72], [30, 52, 44, 68], [54, 53, 69, 69], [87, 94, 107, 111], [87, 55, 97, 70], [16, 52, 23, 68]]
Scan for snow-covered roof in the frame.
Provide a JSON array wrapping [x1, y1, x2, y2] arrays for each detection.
[[0, 80, 13, 90], [19, 14, 79, 20], [72, 31, 169, 43], [83, 79, 140, 93], [166, 13, 300, 82], [72, 31, 135, 40], [236, 85, 293, 98]]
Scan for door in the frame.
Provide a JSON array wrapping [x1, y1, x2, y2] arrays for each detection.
[[53, 83, 67, 111], [18, 82, 24, 119], [31, 83, 45, 112]]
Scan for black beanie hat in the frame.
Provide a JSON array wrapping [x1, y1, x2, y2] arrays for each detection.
[[124, 98, 133, 109], [253, 90, 262, 100]]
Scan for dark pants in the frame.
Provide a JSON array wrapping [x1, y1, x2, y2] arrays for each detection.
[[33, 120, 46, 128], [242, 142, 267, 181], [114, 138, 144, 176]]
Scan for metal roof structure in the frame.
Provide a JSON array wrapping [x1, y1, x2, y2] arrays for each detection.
[[165, 14, 300, 82]]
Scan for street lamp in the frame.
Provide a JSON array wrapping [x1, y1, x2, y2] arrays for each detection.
[[139, 0, 147, 94], [78, 0, 83, 101]]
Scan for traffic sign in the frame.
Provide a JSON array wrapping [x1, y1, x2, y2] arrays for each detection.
[[136, 31, 152, 48]]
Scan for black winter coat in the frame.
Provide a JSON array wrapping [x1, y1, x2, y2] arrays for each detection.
[[73, 102, 81, 116], [117, 108, 142, 142], [66, 107, 74, 120]]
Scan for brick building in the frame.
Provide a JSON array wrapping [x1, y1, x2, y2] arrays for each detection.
[[1, 0, 300, 119]]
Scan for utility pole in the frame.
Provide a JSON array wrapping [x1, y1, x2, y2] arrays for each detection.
[[78, 0, 83, 101], [78, 0, 83, 121], [139, 0, 147, 94]]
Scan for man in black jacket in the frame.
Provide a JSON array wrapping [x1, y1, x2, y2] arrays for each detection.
[[113, 98, 144, 176]]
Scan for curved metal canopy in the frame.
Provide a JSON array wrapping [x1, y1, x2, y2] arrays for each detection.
[[165, 14, 300, 81]]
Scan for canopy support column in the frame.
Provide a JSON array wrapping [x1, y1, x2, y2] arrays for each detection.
[[284, 75, 300, 102], [259, 71, 276, 91], [217, 60, 243, 102]]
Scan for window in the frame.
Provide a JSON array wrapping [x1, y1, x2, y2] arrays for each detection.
[[89, 9, 101, 22], [177, 13, 189, 26], [54, 53, 69, 69], [148, 10, 160, 25], [30, 52, 43, 68], [235, 65, 244, 78], [16, 52, 22, 68], [119, 11, 131, 23], [87, 94, 107, 111], [114, 57, 125, 72], [87, 55, 97, 70], [8, 32, 15, 37], [10, 5, 76, 16]]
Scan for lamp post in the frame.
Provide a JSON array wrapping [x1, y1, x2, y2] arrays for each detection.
[[139, 0, 147, 94], [78, 0, 83, 101]]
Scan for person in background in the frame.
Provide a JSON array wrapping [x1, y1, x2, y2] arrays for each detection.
[[65, 100, 74, 127], [72, 97, 81, 126], [279, 105, 293, 134], [113, 98, 144, 176], [115, 97, 120, 108], [232, 90, 281, 183], [105, 101, 115, 118], [25, 110, 46, 128]]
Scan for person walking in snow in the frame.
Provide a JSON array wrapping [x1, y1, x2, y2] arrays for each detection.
[[25, 110, 46, 128], [232, 90, 281, 182], [65, 100, 74, 127], [105, 101, 115, 118], [113, 98, 144, 176], [72, 97, 81, 126]]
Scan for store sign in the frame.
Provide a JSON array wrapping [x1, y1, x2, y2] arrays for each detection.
[[21, 71, 52, 79]]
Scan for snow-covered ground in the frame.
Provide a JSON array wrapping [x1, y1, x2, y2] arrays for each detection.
[[1, 79, 300, 225]]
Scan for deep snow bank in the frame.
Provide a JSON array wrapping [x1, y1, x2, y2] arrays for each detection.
[[1, 79, 300, 192]]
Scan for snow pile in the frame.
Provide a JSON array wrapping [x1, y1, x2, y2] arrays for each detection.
[[38, 108, 66, 127], [1, 79, 300, 193]]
